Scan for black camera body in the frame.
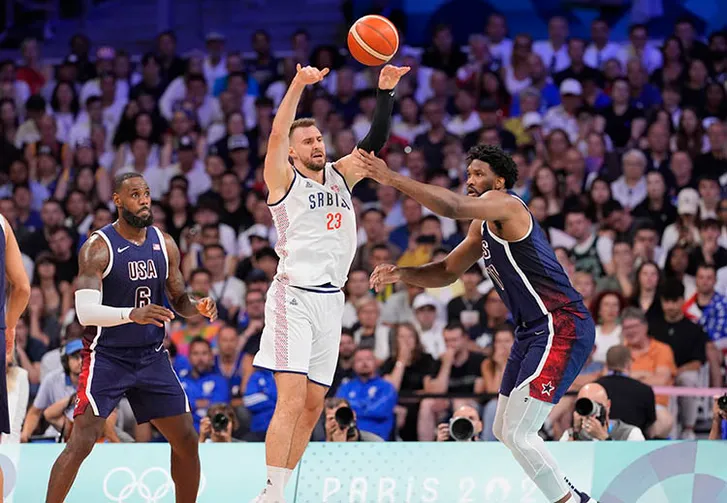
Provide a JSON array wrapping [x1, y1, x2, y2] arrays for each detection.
[[211, 412, 230, 433], [718, 394, 727, 413], [334, 406, 358, 440], [449, 416, 475, 441]]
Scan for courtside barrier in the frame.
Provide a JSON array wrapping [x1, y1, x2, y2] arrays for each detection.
[[2, 441, 725, 502]]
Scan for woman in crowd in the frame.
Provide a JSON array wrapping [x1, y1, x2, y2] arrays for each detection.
[[591, 291, 625, 363], [476, 325, 514, 441]]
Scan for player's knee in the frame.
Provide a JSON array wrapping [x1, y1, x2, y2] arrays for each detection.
[[66, 432, 96, 459], [492, 419, 506, 445], [172, 426, 199, 458]]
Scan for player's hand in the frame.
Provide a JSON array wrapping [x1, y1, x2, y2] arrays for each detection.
[[5, 326, 14, 365], [196, 297, 218, 322], [294, 64, 329, 85], [130, 304, 175, 327], [436, 423, 450, 442], [370, 263, 401, 292], [378, 65, 411, 90], [352, 149, 393, 184]]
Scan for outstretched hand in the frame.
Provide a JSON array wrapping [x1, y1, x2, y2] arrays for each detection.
[[294, 64, 329, 85], [378, 65, 411, 90], [351, 149, 393, 184], [196, 297, 218, 322], [369, 263, 401, 292]]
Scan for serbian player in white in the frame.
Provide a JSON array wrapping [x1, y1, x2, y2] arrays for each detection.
[[251, 63, 409, 502]]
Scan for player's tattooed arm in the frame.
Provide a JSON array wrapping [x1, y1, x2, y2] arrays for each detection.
[[163, 233, 201, 318], [76, 234, 110, 290]]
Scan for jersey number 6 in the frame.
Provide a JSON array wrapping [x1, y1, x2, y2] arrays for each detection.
[[135, 286, 152, 308], [326, 212, 342, 230]]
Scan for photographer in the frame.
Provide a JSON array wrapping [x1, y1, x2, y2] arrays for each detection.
[[324, 398, 383, 442], [199, 403, 240, 443], [436, 405, 483, 442], [560, 383, 644, 441], [709, 395, 727, 440]]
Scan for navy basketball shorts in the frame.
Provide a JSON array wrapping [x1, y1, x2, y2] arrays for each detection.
[[75, 342, 190, 423], [500, 307, 596, 404]]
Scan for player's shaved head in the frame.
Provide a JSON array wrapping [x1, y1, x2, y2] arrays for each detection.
[[114, 172, 145, 193]]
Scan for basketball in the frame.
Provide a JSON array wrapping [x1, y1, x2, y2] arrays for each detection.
[[347, 15, 399, 66]]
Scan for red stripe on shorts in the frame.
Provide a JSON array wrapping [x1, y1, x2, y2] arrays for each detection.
[[529, 310, 576, 403], [73, 340, 93, 418]]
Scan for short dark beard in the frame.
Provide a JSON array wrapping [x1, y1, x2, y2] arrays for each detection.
[[303, 158, 326, 171], [121, 207, 153, 228]]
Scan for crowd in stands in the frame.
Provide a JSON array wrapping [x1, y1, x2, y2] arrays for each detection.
[[0, 11, 726, 444]]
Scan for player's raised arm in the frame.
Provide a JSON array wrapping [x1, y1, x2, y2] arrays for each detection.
[[3, 215, 31, 359], [335, 65, 410, 188], [370, 220, 483, 290], [264, 64, 329, 201], [352, 149, 522, 221], [75, 234, 174, 328], [163, 232, 218, 321]]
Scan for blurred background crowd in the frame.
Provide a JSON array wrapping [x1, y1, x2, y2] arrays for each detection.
[[0, 1, 726, 446]]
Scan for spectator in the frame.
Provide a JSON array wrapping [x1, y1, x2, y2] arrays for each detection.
[[597, 345, 659, 438], [179, 337, 230, 432], [652, 278, 709, 439], [21, 338, 82, 442], [411, 293, 446, 357], [621, 307, 676, 438], [630, 261, 663, 324], [632, 171, 677, 236], [328, 329, 356, 398], [533, 16, 570, 74], [565, 207, 612, 280], [661, 188, 701, 253], [238, 288, 266, 390], [684, 264, 727, 356], [202, 243, 245, 322], [447, 264, 486, 330], [418, 323, 485, 441], [213, 324, 245, 402], [421, 25, 467, 78], [198, 403, 241, 443], [476, 325, 514, 441], [341, 269, 373, 329], [435, 404, 483, 442], [380, 322, 438, 440], [554, 38, 602, 87], [352, 297, 390, 362], [243, 368, 276, 441], [336, 348, 397, 440], [591, 291, 625, 363], [381, 284, 422, 326], [687, 219, 727, 276], [708, 395, 727, 440], [560, 383, 644, 441], [322, 397, 384, 442]]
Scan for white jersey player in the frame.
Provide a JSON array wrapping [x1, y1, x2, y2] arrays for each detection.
[[252, 63, 409, 503]]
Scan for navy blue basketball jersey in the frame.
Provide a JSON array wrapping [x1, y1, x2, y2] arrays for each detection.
[[481, 192, 583, 326], [87, 223, 169, 349], [0, 218, 6, 330]]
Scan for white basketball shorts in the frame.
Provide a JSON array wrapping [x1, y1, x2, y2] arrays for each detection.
[[253, 280, 345, 386]]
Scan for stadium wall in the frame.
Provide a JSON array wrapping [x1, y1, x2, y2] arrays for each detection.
[[2, 441, 726, 502]]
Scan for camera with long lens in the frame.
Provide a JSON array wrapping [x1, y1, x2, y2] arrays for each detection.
[[334, 406, 357, 440], [574, 398, 607, 440], [449, 416, 475, 441], [211, 412, 230, 433], [718, 394, 727, 413]]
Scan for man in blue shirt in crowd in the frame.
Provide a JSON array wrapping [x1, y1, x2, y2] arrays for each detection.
[[179, 337, 229, 432], [336, 348, 397, 440], [243, 368, 277, 441], [709, 394, 727, 440]]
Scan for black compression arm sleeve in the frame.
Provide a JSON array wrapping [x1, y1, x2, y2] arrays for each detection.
[[357, 88, 396, 155]]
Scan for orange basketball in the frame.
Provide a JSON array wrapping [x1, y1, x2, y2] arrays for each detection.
[[347, 15, 399, 66]]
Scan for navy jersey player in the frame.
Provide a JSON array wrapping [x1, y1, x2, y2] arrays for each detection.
[[0, 214, 31, 495], [45, 173, 217, 503], [354, 146, 598, 503]]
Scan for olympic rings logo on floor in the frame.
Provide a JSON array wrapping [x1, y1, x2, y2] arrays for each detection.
[[102, 467, 206, 503]]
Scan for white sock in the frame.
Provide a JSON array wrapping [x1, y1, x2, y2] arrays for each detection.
[[284, 468, 293, 486], [264, 466, 291, 501]]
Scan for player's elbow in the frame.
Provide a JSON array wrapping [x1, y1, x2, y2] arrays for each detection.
[[12, 279, 31, 300]]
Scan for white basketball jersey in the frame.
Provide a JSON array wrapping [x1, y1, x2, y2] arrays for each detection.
[[268, 163, 357, 290]]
